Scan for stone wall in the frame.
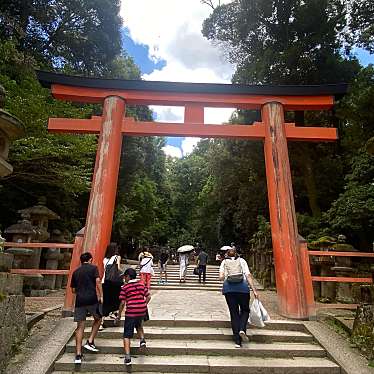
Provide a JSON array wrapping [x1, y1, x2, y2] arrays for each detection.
[[0, 270, 27, 373], [351, 287, 374, 360]]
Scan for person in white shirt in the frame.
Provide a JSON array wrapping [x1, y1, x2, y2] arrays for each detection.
[[179, 252, 189, 283], [139, 250, 154, 289], [219, 247, 258, 348]]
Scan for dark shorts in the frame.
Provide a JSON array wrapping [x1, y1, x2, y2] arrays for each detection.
[[74, 303, 102, 322], [123, 316, 144, 338]]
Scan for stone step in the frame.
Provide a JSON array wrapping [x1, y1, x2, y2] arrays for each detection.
[[54, 354, 340, 373], [66, 339, 324, 358], [149, 280, 222, 286], [98, 319, 307, 332], [150, 285, 221, 292], [150, 277, 221, 281], [87, 326, 314, 343], [151, 285, 222, 292]]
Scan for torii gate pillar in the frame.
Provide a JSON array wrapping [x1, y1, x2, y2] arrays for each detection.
[[82, 96, 125, 271], [262, 102, 307, 318]]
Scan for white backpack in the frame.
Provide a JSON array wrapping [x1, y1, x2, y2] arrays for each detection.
[[224, 258, 243, 283]]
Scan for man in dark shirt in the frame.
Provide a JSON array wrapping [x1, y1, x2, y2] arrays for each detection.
[[71, 252, 103, 364], [197, 249, 209, 283], [158, 250, 169, 284]]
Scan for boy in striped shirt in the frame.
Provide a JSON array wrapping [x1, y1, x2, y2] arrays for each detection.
[[118, 267, 151, 366]]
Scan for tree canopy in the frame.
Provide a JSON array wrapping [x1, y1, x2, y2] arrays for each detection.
[[0, 0, 373, 255]]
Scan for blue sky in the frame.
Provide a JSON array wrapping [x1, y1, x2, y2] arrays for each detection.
[[120, 0, 374, 158]]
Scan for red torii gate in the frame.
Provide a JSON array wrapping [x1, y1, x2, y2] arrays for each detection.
[[37, 71, 347, 319]]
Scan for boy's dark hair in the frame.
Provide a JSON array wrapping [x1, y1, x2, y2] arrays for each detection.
[[123, 267, 137, 279], [80, 252, 93, 264]]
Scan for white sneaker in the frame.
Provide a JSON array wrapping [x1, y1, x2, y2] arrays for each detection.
[[74, 354, 82, 364], [239, 331, 249, 342], [83, 340, 99, 352]]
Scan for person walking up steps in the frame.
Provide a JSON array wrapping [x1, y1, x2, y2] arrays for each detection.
[[179, 251, 189, 283], [197, 248, 209, 283], [158, 249, 169, 284], [118, 268, 151, 367], [101, 243, 122, 330], [70, 252, 103, 364], [219, 247, 258, 348], [139, 250, 154, 289]]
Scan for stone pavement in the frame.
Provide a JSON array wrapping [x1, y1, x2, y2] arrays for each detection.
[[52, 266, 341, 373], [8, 266, 373, 374], [149, 289, 230, 321]]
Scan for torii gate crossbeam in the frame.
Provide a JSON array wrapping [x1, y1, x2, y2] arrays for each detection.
[[37, 71, 347, 320]]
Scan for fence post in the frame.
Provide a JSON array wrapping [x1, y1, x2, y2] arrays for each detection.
[[62, 227, 85, 317], [299, 239, 316, 319]]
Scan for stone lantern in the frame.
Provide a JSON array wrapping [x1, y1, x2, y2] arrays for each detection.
[[4, 213, 36, 268], [43, 229, 65, 290], [0, 84, 25, 177], [309, 236, 337, 302], [18, 196, 60, 243], [4, 213, 43, 294], [331, 234, 358, 303]]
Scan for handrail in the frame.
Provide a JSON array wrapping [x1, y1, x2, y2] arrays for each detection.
[[4, 242, 74, 249], [10, 269, 69, 275], [312, 276, 372, 283], [308, 250, 374, 257], [308, 250, 373, 283]]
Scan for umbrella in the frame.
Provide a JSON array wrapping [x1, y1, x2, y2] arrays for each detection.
[[177, 245, 194, 253], [219, 245, 232, 251]]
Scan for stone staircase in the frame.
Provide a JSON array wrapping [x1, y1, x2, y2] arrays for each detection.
[[51, 265, 341, 373], [147, 264, 224, 292]]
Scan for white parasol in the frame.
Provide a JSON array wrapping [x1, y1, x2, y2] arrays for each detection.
[[177, 245, 195, 253], [219, 245, 232, 251]]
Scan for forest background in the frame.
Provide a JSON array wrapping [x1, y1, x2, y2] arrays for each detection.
[[0, 0, 373, 256]]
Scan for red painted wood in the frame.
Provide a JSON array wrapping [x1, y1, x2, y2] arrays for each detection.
[[4, 242, 74, 249], [11, 269, 69, 275], [312, 276, 372, 283], [81, 96, 125, 273], [51, 84, 335, 110], [262, 102, 308, 319], [309, 251, 374, 257], [299, 242, 316, 317], [184, 104, 204, 123], [48, 117, 338, 141]]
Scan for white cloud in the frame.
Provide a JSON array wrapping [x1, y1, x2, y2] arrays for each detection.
[[151, 106, 184, 122], [181, 137, 201, 156], [162, 145, 183, 158], [120, 0, 236, 156]]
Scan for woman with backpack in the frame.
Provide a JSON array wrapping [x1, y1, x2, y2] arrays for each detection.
[[219, 247, 258, 348], [139, 249, 154, 290], [101, 243, 123, 329]]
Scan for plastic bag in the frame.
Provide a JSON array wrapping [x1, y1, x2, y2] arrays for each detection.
[[259, 300, 270, 322], [249, 299, 270, 327]]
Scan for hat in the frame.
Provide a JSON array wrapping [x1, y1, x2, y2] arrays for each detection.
[[143, 251, 153, 257], [120, 266, 137, 279]]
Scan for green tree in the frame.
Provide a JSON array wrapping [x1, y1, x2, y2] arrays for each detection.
[[0, 0, 122, 74]]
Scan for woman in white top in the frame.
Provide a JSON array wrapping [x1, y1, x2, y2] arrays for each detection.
[[179, 252, 189, 283], [102, 243, 122, 322], [219, 247, 258, 348], [139, 250, 154, 289]]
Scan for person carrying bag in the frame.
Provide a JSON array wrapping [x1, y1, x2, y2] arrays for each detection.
[[219, 247, 258, 348], [101, 243, 123, 328], [139, 250, 154, 290]]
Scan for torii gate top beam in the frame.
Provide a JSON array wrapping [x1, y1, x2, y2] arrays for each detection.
[[37, 71, 347, 110]]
